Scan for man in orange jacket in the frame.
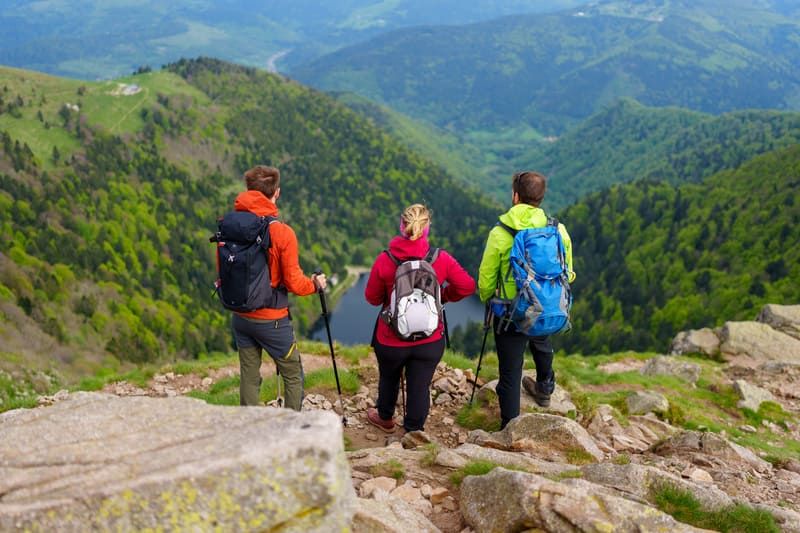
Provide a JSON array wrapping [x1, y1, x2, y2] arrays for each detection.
[[232, 165, 326, 410]]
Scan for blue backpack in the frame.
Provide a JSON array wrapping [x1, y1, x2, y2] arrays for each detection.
[[496, 217, 572, 336]]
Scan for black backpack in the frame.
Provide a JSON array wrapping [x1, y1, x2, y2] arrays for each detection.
[[210, 211, 288, 312]]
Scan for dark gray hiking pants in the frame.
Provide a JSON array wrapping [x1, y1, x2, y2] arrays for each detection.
[[232, 314, 304, 410]]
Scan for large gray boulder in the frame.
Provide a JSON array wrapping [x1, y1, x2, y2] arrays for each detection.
[[626, 390, 669, 415], [460, 467, 707, 532], [670, 328, 720, 357], [353, 497, 441, 533], [732, 379, 777, 411], [581, 463, 733, 511], [757, 304, 800, 341], [640, 356, 701, 384], [447, 443, 575, 477], [653, 430, 771, 473], [468, 413, 604, 463], [0, 392, 355, 532], [720, 321, 800, 363], [585, 404, 678, 454]]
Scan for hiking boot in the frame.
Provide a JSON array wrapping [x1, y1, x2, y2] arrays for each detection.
[[366, 407, 396, 433], [522, 372, 555, 408]]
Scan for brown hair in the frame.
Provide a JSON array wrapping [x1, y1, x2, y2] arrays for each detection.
[[401, 203, 431, 241], [512, 171, 547, 206], [244, 165, 280, 198]]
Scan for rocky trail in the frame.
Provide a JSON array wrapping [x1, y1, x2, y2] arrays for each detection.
[[9, 304, 800, 532]]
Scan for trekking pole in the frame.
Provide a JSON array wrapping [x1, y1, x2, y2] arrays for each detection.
[[469, 304, 493, 405], [400, 368, 406, 421], [442, 306, 451, 349], [314, 270, 347, 426], [275, 367, 284, 408]]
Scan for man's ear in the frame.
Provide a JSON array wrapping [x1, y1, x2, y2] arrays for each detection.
[[272, 187, 281, 202], [512, 191, 519, 205]]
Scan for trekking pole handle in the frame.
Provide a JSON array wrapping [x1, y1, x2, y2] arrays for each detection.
[[313, 268, 327, 299]]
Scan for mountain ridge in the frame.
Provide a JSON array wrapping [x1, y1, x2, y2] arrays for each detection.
[[292, 0, 800, 172]]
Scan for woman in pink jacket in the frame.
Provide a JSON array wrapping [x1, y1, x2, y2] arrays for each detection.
[[365, 204, 476, 433]]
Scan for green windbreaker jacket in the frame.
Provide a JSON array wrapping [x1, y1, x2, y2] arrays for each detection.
[[477, 203, 576, 303]]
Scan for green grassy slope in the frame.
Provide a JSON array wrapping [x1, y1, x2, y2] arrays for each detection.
[[0, 59, 499, 379]]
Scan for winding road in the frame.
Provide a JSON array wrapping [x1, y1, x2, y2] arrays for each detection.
[[266, 49, 292, 73]]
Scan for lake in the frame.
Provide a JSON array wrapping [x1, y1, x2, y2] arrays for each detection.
[[310, 274, 486, 345]]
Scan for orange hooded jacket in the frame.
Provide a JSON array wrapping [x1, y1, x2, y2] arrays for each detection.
[[232, 190, 316, 320]]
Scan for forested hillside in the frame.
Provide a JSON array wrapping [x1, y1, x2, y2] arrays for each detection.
[[0, 59, 498, 374], [292, 0, 800, 175], [524, 99, 800, 211], [561, 144, 800, 354]]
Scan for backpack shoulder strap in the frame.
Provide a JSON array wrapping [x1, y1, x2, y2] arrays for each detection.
[[384, 250, 401, 266], [497, 219, 517, 237], [424, 247, 440, 264], [258, 215, 280, 249]]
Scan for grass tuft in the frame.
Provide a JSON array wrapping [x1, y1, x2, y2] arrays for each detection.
[[456, 400, 501, 432], [370, 459, 405, 480], [652, 484, 779, 533], [661, 402, 687, 426], [186, 376, 241, 406], [449, 460, 530, 486], [565, 448, 597, 465], [449, 460, 501, 486], [553, 469, 583, 480], [613, 453, 631, 465], [420, 442, 441, 468]]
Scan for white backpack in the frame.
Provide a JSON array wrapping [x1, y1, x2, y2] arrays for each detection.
[[381, 248, 442, 341]]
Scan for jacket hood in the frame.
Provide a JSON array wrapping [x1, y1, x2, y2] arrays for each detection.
[[234, 190, 279, 217], [388, 235, 432, 261], [499, 203, 547, 230]]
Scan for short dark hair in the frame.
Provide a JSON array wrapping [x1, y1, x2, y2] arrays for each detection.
[[512, 171, 547, 206], [244, 165, 280, 198]]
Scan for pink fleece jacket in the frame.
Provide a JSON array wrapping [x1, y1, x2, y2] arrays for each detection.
[[365, 234, 476, 347]]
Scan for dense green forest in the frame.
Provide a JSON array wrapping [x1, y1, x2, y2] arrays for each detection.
[[0, 59, 498, 373], [560, 144, 800, 354], [292, 0, 800, 178], [524, 99, 800, 211]]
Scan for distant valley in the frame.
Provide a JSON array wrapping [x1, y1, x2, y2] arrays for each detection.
[[0, 0, 587, 80], [293, 0, 800, 189]]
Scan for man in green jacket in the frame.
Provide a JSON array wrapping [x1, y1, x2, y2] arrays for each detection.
[[478, 171, 576, 429]]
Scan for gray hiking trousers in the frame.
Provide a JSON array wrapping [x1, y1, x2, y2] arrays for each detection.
[[232, 314, 304, 410]]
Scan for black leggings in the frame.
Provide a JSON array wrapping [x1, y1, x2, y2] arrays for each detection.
[[494, 317, 554, 427], [373, 338, 446, 431]]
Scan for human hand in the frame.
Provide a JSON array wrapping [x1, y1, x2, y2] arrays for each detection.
[[312, 272, 327, 291]]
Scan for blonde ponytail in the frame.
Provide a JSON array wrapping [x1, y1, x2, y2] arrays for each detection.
[[400, 204, 431, 241]]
